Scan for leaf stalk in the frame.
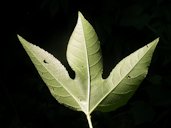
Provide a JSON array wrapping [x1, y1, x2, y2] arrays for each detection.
[[86, 114, 93, 128]]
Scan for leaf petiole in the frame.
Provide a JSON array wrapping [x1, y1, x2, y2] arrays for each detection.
[[86, 114, 93, 128]]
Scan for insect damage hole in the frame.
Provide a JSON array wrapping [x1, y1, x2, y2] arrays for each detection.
[[127, 75, 131, 79], [43, 59, 48, 64]]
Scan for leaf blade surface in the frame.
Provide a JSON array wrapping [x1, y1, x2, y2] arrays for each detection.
[[18, 12, 159, 116], [94, 38, 159, 112], [66, 12, 103, 113], [18, 35, 82, 111]]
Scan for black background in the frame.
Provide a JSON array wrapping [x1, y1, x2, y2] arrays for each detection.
[[1, 0, 171, 128]]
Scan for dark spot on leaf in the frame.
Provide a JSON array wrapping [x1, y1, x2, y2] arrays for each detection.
[[146, 45, 149, 48], [43, 59, 48, 64], [128, 75, 131, 79]]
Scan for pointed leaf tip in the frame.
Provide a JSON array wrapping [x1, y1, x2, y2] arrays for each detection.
[[17, 34, 20, 38], [78, 11, 86, 21], [148, 37, 159, 49], [17, 34, 22, 41], [153, 37, 159, 44], [17, 35, 28, 46], [78, 11, 83, 17], [156, 37, 159, 45], [156, 37, 160, 41]]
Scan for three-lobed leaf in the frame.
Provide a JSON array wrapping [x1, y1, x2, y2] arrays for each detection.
[[18, 12, 158, 116]]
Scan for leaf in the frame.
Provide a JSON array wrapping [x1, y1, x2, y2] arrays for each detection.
[[18, 11, 158, 128]]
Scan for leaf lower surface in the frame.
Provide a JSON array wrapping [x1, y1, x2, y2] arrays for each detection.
[[18, 12, 158, 115], [18, 35, 82, 111]]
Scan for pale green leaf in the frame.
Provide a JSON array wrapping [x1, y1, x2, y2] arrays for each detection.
[[18, 11, 158, 128]]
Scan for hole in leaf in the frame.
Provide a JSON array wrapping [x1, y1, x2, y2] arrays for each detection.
[[128, 75, 131, 79], [43, 59, 48, 64]]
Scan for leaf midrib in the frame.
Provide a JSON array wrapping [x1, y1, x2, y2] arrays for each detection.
[[79, 14, 91, 114]]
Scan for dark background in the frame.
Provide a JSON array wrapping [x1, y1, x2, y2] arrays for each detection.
[[1, 0, 171, 128]]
